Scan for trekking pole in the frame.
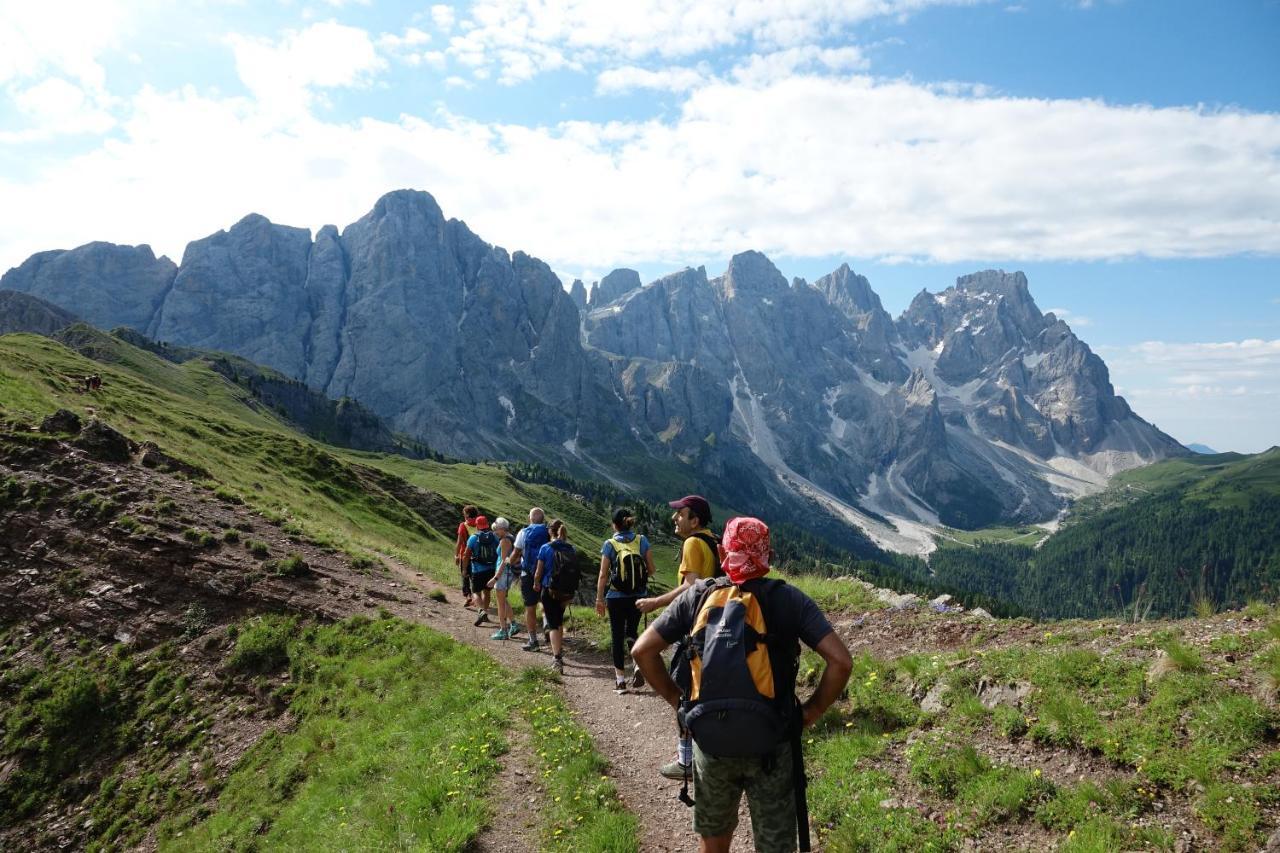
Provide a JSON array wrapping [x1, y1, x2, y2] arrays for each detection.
[[792, 702, 811, 852]]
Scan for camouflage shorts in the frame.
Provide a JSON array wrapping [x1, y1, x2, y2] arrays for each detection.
[[692, 740, 797, 853]]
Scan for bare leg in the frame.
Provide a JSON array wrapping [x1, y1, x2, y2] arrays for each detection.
[[699, 834, 732, 853]]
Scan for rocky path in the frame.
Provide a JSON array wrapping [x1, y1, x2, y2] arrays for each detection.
[[386, 562, 757, 852]]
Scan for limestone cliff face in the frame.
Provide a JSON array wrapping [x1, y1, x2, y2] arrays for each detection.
[[2, 243, 175, 332], [1, 192, 1186, 551]]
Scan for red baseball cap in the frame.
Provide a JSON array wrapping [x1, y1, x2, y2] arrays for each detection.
[[667, 495, 712, 526], [473, 515, 490, 530]]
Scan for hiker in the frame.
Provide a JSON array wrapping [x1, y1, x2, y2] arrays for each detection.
[[486, 517, 519, 639], [632, 516, 853, 853], [637, 494, 721, 779], [463, 515, 499, 627], [532, 518, 579, 675], [595, 507, 655, 692], [510, 507, 550, 652], [454, 505, 480, 607]]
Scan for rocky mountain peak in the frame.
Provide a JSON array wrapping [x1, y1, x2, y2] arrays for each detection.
[[815, 262, 884, 318], [717, 251, 788, 300], [588, 268, 642, 307], [569, 279, 588, 310]]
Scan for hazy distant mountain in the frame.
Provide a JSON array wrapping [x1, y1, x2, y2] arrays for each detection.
[[1, 189, 1187, 552], [1187, 443, 1220, 455]]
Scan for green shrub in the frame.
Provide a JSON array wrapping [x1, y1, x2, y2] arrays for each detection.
[[958, 765, 1051, 825], [246, 540, 270, 559], [1157, 636, 1204, 673], [993, 705, 1028, 739], [227, 615, 297, 673], [907, 737, 987, 797], [223, 528, 240, 544], [273, 553, 309, 578]]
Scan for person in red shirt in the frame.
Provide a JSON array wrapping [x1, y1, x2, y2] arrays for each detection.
[[455, 505, 480, 607]]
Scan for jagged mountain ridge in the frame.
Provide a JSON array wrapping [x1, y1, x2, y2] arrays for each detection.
[[1, 189, 1186, 552]]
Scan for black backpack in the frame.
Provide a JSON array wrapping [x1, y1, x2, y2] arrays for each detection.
[[679, 577, 799, 756], [608, 536, 646, 595], [547, 543, 581, 602], [472, 530, 499, 566]]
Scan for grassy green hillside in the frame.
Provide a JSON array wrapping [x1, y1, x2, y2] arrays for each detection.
[[0, 330, 680, 582], [930, 450, 1280, 619], [3, 328, 1279, 851]]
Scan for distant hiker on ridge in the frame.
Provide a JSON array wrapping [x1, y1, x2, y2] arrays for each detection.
[[632, 516, 853, 853], [532, 518, 581, 675], [510, 507, 550, 652], [595, 507, 655, 692], [486, 517, 519, 640], [637, 494, 721, 780], [455, 504, 480, 608], [463, 515, 498, 627]]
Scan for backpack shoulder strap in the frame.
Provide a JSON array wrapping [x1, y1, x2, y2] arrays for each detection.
[[690, 530, 722, 577]]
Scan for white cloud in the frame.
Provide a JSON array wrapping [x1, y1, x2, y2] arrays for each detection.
[[442, 0, 978, 82], [1103, 339, 1280, 452], [731, 46, 869, 86], [596, 65, 708, 95], [228, 21, 387, 114], [0, 0, 128, 91], [431, 4, 457, 32], [380, 27, 432, 51], [2, 72, 1279, 283], [1045, 306, 1093, 327], [1, 77, 116, 142]]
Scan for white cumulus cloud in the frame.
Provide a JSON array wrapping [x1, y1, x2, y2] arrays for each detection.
[[228, 21, 387, 114]]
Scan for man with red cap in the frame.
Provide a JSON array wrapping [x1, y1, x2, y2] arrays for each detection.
[[632, 516, 853, 853], [638, 494, 722, 779], [462, 515, 499, 627]]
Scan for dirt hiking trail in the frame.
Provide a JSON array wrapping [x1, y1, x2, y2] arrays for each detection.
[[387, 562, 757, 852]]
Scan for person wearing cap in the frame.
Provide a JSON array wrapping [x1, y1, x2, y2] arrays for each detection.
[[632, 516, 853, 853], [595, 507, 656, 692], [463, 515, 499, 627], [486, 517, 518, 640], [637, 494, 721, 779]]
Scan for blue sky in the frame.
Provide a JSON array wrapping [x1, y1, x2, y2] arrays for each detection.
[[0, 0, 1277, 451]]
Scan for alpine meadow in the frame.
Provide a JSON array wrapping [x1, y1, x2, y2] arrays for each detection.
[[2, 2, 1278, 852]]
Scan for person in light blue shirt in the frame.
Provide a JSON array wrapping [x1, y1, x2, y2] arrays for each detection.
[[594, 507, 655, 692]]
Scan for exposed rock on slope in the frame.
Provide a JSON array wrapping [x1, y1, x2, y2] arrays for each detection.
[[2, 192, 1186, 551]]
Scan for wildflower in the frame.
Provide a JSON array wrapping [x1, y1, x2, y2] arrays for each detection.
[[1033, 769, 1042, 778]]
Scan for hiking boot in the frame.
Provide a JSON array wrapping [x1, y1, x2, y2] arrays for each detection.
[[630, 665, 645, 690], [473, 612, 488, 627], [659, 761, 691, 780], [614, 679, 627, 694], [551, 655, 564, 675], [521, 639, 540, 652], [490, 627, 510, 641], [507, 624, 522, 637]]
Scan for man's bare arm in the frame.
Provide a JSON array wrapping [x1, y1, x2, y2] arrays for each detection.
[[632, 626, 681, 709], [636, 575, 693, 614], [801, 631, 853, 728]]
